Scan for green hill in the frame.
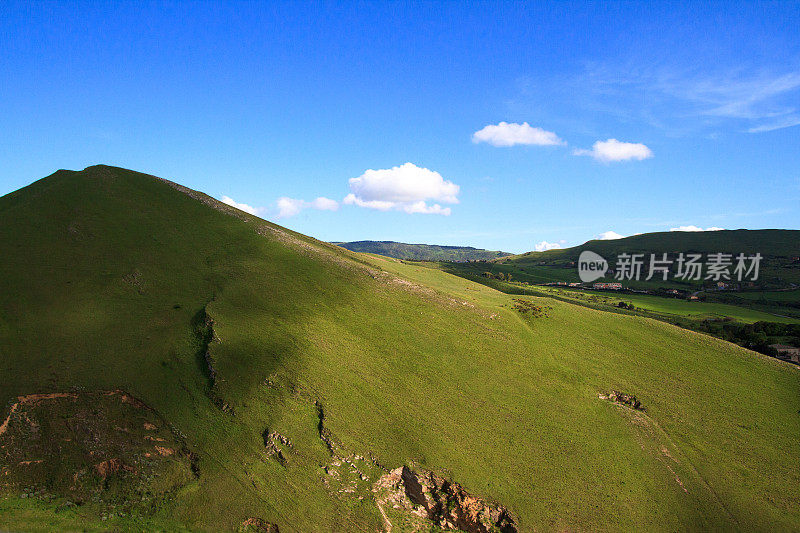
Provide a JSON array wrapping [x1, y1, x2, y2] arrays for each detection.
[[440, 229, 800, 290], [1, 166, 798, 531], [519, 229, 800, 261], [333, 240, 511, 262]]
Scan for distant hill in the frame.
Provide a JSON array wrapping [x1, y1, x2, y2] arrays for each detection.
[[333, 240, 511, 261], [443, 229, 800, 289], [506, 229, 800, 263]]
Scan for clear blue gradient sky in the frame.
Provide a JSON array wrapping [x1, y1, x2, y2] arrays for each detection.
[[2, 1, 799, 253]]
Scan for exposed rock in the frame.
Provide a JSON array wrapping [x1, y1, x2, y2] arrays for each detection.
[[314, 400, 388, 501], [374, 465, 517, 533], [599, 390, 644, 410], [511, 299, 551, 317], [262, 430, 292, 466], [94, 458, 135, 479], [239, 517, 280, 532]]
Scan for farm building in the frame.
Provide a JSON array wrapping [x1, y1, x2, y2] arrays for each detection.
[[769, 344, 800, 363], [593, 282, 622, 290]]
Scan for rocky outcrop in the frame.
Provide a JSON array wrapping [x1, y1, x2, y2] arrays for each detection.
[[262, 430, 292, 466], [599, 390, 644, 410], [239, 517, 280, 532], [374, 465, 517, 533], [311, 400, 516, 531]]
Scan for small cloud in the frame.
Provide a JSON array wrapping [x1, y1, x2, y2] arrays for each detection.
[[403, 201, 451, 215], [344, 162, 459, 216], [276, 196, 339, 218], [597, 230, 625, 240], [472, 122, 565, 147], [309, 197, 340, 211], [276, 197, 304, 218], [221, 196, 264, 216], [670, 225, 724, 232], [573, 139, 653, 162], [534, 240, 565, 252]]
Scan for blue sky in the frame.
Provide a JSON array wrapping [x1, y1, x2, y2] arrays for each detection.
[[2, 1, 799, 253]]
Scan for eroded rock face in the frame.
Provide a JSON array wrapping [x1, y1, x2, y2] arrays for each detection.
[[374, 465, 517, 533]]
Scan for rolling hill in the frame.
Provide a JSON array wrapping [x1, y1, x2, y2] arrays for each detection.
[[333, 241, 511, 262], [439, 229, 800, 290], [1, 165, 798, 532]]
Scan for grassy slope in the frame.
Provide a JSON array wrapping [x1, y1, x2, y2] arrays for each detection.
[[1, 166, 798, 531]]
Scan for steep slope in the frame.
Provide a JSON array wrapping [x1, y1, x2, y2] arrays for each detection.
[[333, 241, 511, 261], [1, 166, 798, 531]]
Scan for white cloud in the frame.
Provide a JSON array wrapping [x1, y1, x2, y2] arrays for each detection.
[[472, 122, 565, 147], [276, 197, 305, 218], [670, 225, 724, 232], [222, 194, 339, 219], [403, 201, 451, 215], [344, 162, 459, 216], [221, 196, 263, 216], [597, 230, 625, 240], [534, 240, 566, 252], [276, 196, 339, 218], [573, 139, 653, 162], [309, 197, 339, 211]]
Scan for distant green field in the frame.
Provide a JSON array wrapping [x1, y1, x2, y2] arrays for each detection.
[[1, 166, 798, 532], [535, 287, 800, 324]]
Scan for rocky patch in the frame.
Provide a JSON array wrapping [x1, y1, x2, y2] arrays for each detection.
[[314, 400, 385, 498], [512, 299, 551, 317], [310, 400, 518, 532], [239, 517, 280, 532], [599, 390, 644, 410], [374, 465, 517, 533], [262, 430, 292, 466], [0, 390, 196, 511]]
